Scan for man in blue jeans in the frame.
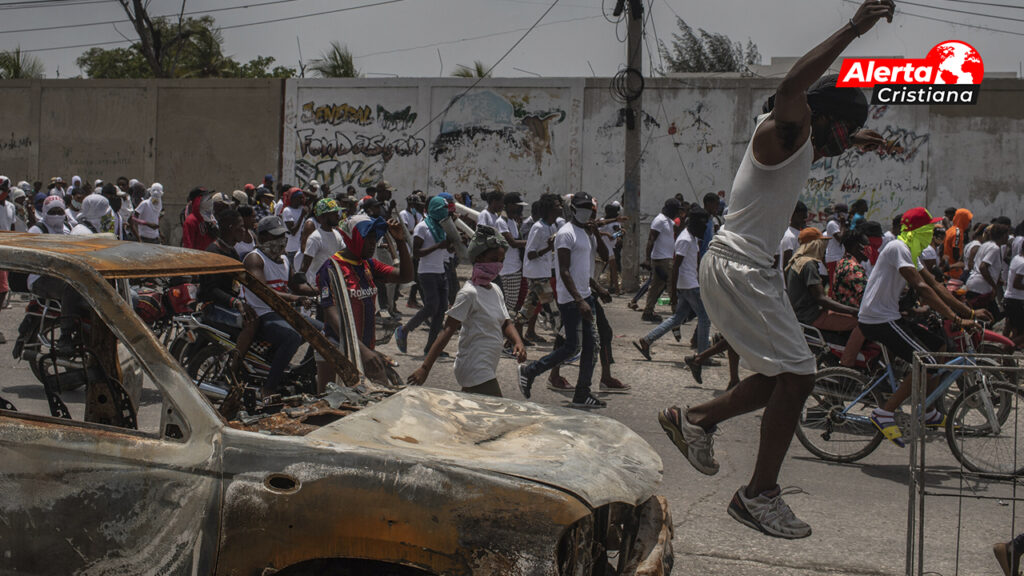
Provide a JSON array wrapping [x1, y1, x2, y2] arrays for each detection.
[[518, 192, 610, 408], [633, 207, 711, 363]]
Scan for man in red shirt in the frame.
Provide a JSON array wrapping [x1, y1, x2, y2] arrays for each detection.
[[317, 214, 413, 382], [182, 187, 216, 250]]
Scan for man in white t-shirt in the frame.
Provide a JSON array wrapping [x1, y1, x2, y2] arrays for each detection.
[[858, 207, 985, 447], [514, 194, 561, 343], [476, 190, 504, 229], [132, 183, 164, 244], [918, 226, 944, 272], [497, 192, 529, 314], [395, 196, 455, 356], [0, 177, 16, 341], [407, 226, 524, 396], [641, 198, 682, 322], [1004, 243, 1024, 348], [298, 198, 345, 286], [776, 201, 807, 273], [823, 202, 848, 289], [518, 192, 611, 408], [399, 193, 425, 309], [635, 208, 711, 360], [964, 223, 1009, 321], [281, 188, 308, 264]]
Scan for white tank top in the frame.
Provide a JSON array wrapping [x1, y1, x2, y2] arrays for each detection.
[[714, 113, 813, 267], [243, 249, 290, 318]]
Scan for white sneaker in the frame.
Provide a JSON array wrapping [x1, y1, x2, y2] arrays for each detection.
[[658, 406, 719, 475], [728, 485, 812, 539]]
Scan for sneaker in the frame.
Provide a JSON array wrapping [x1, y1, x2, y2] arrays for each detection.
[[517, 363, 535, 399], [600, 379, 631, 393], [406, 300, 422, 309], [672, 327, 682, 342], [657, 406, 719, 475], [685, 355, 703, 385], [870, 412, 905, 447], [570, 393, 607, 408], [641, 313, 663, 323], [993, 540, 1022, 576], [632, 339, 652, 361], [525, 332, 547, 344], [395, 325, 408, 354], [0, 331, 6, 344], [727, 485, 812, 539], [627, 301, 639, 311], [502, 347, 517, 359], [924, 410, 946, 429]]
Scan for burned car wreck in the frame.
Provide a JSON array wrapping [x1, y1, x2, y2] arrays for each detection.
[[0, 234, 673, 576]]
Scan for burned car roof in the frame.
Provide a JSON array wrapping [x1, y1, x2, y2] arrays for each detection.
[[0, 232, 243, 279]]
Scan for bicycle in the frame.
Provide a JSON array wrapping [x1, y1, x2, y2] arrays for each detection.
[[796, 324, 1024, 475]]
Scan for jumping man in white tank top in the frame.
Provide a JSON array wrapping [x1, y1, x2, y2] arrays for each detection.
[[657, 0, 892, 539]]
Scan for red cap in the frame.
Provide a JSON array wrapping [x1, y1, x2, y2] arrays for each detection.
[[900, 207, 942, 231], [244, 183, 255, 191]]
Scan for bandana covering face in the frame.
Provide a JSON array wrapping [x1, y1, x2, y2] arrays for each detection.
[[79, 194, 110, 231], [812, 121, 851, 157], [471, 262, 503, 286], [340, 216, 388, 261], [425, 196, 449, 242], [900, 223, 935, 267]]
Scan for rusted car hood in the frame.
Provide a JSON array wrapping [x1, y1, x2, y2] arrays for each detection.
[[306, 387, 663, 508]]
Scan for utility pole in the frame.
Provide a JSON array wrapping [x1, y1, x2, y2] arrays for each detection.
[[621, 0, 644, 291]]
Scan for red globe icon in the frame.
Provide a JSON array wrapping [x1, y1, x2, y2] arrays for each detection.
[[926, 41, 984, 84]]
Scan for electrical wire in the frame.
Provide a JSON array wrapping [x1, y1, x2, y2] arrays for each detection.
[[356, 14, 604, 59], [898, 0, 1024, 24], [0, 0, 310, 35], [406, 0, 562, 140], [14, 0, 406, 53], [839, 0, 1024, 37], [932, 0, 1024, 9], [0, 0, 107, 10]]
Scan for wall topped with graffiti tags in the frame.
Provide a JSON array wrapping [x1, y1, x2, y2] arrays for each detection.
[[283, 78, 583, 202]]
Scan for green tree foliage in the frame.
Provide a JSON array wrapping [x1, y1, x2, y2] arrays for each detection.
[[657, 18, 760, 74], [309, 42, 360, 78], [76, 16, 295, 78], [0, 47, 45, 79], [451, 60, 491, 78]]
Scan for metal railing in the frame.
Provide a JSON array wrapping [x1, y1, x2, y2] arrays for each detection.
[[906, 350, 1024, 576]]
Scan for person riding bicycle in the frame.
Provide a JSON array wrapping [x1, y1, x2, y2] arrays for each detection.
[[857, 207, 990, 446], [785, 227, 864, 367], [242, 215, 320, 398]]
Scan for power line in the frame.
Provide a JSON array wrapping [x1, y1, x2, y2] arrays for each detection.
[[0, 0, 107, 10], [840, 0, 1024, 37], [933, 0, 1024, 10], [14, 0, 407, 54], [898, 0, 1024, 24], [407, 0, 562, 140], [355, 14, 604, 59], [0, 0, 308, 35]]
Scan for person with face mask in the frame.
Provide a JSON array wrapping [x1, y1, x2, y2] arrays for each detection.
[[316, 214, 413, 388], [241, 216, 319, 397], [395, 196, 457, 356], [517, 192, 609, 409], [641, 198, 682, 323], [858, 207, 988, 446], [72, 194, 109, 235], [132, 183, 164, 244], [407, 225, 525, 396], [29, 196, 71, 235], [182, 187, 216, 250], [657, 0, 897, 540]]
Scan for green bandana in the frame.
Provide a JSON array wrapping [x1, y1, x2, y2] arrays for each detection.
[[899, 223, 934, 267]]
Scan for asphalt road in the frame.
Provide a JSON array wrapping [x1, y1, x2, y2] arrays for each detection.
[[1, 290, 1021, 576]]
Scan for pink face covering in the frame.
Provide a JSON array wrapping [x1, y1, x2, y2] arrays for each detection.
[[471, 262, 503, 286]]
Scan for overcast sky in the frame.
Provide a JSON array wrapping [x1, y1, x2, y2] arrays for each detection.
[[3, 0, 1022, 79]]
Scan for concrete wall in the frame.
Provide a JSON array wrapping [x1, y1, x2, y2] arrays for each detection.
[[1, 77, 1020, 240], [0, 79, 282, 242]]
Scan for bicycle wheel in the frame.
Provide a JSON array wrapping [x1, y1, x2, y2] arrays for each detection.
[[797, 366, 885, 463], [946, 381, 1024, 476]]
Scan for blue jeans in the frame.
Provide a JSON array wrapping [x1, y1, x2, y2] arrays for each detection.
[[644, 288, 710, 352], [524, 297, 599, 401], [402, 272, 449, 355], [257, 312, 303, 394]]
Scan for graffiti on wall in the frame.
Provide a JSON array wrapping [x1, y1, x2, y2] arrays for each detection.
[[803, 105, 929, 225], [429, 90, 567, 194], [293, 98, 425, 189], [0, 133, 32, 153]]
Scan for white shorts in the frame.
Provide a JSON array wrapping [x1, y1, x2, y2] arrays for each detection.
[[699, 243, 816, 377]]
